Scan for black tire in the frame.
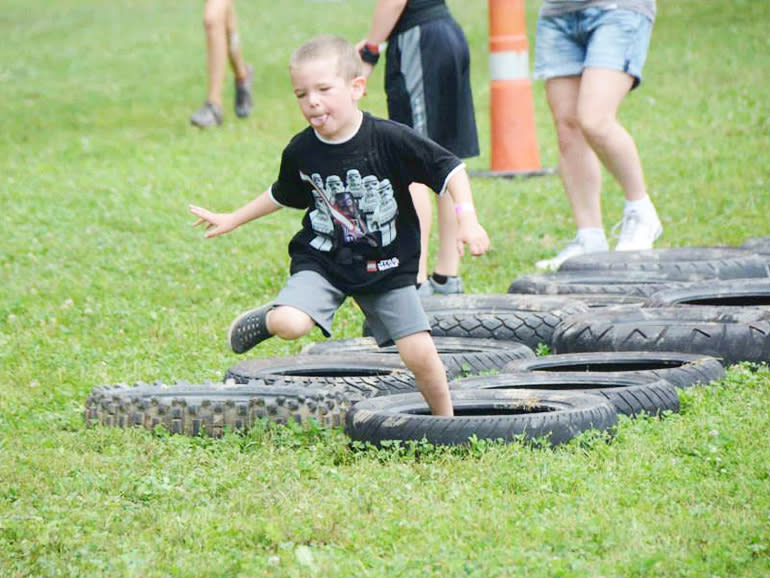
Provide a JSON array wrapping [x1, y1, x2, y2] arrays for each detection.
[[301, 336, 535, 378], [84, 381, 349, 435], [558, 247, 769, 280], [345, 389, 617, 447], [741, 236, 770, 255], [552, 306, 770, 366], [503, 351, 725, 389], [548, 294, 648, 308], [646, 278, 770, 309], [415, 294, 588, 349], [225, 354, 417, 401], [452, 372, 679, 417], [508, 271, 691, 298]]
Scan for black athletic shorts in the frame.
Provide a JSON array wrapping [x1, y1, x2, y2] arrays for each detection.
[[385, 17, 480, 159]]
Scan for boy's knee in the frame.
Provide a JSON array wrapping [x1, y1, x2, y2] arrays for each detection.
[[267, 306, 315, 340], [577, 112, 613, 143]]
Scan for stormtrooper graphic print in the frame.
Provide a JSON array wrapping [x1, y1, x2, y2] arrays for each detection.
[[270, 113, 462, 293]]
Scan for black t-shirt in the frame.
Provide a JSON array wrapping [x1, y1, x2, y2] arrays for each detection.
[[270, 112, 462, 294], [391, 0, 451, 36]]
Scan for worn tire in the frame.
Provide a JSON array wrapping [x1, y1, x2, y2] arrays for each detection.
[[345, 389, 617, 447], [452, 372, 679, 417], [508, 271, 690, 298], [646, 278, 770, 309], [503, 351, 725, 389], [301, 336, 535, 378], [558, 247, 769, 279], [84, 381, 349, 435], [552, 306, 770, 366], [225, 354, 417, 401], [415, 294, 588, 349], [741, 236, 770, 255]]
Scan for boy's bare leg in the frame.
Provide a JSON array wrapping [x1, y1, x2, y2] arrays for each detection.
[[266, 306, 315, 340], [409, 182, 432, 285], [224, 0, 249, 81], [434, 193, 460, 276], [203, 0, 231, 109], [395, 332, 453, 416], [577, 68, 646, 201], [545, 76, 603, 229]]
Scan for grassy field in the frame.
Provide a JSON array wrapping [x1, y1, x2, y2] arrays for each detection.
[[1, 0, 769, 575]]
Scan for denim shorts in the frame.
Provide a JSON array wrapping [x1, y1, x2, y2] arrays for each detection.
[[534, 7, 653, 88]]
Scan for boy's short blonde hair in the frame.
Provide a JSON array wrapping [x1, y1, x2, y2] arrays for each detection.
[[289, 35, 363, 81]]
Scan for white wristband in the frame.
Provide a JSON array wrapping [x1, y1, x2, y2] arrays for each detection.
[[455, 202, 476, 216]]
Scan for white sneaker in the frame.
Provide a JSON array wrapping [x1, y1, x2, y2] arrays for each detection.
[[613, 209, 663, 251], [535, 236, 609, 271]]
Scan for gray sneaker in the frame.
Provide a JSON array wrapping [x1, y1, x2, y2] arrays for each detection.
[[228, 303, 273, 354], [235, 65, 253, 118], [417, 281, 434, 298], [190, 101, 223, 128], [429, 275, 464, 295]]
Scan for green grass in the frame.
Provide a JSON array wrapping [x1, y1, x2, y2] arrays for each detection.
[[1, 0, 769, 575]]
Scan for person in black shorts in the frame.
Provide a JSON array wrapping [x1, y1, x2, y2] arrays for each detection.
[[189, 35, 490, 416], [357, 0, 480, 296]]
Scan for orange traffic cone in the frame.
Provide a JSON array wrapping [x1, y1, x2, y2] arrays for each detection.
[[474, 0, 552, 178]]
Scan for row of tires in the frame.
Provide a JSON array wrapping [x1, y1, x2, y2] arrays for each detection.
[[85, 239, 770, 446]]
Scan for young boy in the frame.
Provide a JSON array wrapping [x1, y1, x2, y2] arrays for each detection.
[[189, 35, 489, 416]]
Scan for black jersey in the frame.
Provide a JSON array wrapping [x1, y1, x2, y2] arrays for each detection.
[[391, 0, 451, 36], [270, 112, 462, 294]]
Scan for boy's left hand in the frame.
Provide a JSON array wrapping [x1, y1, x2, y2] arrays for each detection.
[[456, 219, 490, 257]]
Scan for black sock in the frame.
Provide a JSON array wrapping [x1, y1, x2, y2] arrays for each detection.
[[431, 273, 449, 284]]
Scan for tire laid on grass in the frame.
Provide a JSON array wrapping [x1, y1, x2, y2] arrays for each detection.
[[301, 336, 535, 379], [345, 389, 617, 447], [548, 294, 648, 308], [508, 271, 689, 298], [552, 306, 770, 366], [646, 278, 770, 309], [741, 236, 770, 255], [414, 294, 588, 350], [225, 354, 416, 401], [558, 247, 769, 280], [85, 381, 349, 435], [452, 372, 679, 417], [503, 351, 725, 389]]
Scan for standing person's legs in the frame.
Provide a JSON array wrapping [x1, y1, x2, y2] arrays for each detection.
[[203, 0, 230, 109], [410, 182, 432, 287]]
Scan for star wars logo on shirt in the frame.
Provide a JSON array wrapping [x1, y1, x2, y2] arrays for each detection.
[[366, 257, 400, 273], [299, 169, 398, 252]]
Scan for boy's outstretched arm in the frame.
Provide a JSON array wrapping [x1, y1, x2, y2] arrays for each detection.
[[445, 168, 490, 257], [189, 189, 281, 238]]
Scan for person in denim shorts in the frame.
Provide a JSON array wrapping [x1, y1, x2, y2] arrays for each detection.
[[533, 0, 663, 271]]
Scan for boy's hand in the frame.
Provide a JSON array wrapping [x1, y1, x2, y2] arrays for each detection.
[[456, 217, 490, 257], [189, 204, 239, 238]]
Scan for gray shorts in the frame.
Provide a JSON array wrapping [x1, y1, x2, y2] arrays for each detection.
[[274, 270, 431, 346]]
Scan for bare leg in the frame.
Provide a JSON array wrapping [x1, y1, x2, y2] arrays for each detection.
[[265, 306, 315, 340], [395, 332, 453, 416], [434, 193, 460, 277], [224, 0, 249, 81], [577, 68, 646, 200], [410, 182, 432, 285], [203, 0, 231, 108], [545, 76, 603, 229]]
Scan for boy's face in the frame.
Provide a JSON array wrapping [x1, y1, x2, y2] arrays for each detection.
[[290, 56, 365, 141]]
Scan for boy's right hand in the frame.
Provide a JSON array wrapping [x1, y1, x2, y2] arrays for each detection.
[[189, 204, 238, 238]]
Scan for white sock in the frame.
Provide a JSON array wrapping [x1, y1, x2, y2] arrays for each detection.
[[624, 195, 657, 217], [576, 227, 609, 250]]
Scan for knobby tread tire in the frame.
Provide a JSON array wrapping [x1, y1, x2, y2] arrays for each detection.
[[452, 372, 679, 417], [84, 381, 349, 435], [558, 247, 769, 280], [225, 354, 417, 401], [301, 336, 535, 378], [503, 351, 725, 389], [345, 389, 618, 447], [646, 278, 770, 308], [552, 306, 770, 366]]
